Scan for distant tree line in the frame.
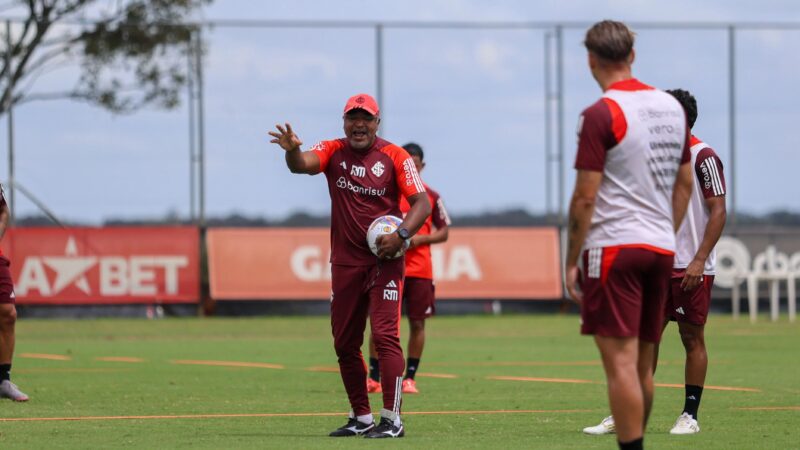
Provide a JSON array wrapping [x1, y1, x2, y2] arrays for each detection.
[[14, 208, 800, 228]]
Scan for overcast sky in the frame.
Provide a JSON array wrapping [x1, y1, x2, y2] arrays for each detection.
[[3, 0, 799, 223]]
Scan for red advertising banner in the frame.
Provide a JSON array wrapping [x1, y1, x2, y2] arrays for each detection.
[[4, 227, 199, 305], [207, 228, 562, 300]]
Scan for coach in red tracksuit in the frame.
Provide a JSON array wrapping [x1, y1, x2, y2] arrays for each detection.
[[269, 94, 431, 439]]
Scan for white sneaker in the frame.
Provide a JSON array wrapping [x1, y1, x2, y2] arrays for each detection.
[[0, 380, 29, 402], [583, 415, 615, 435], [669, 412, 700, 435]]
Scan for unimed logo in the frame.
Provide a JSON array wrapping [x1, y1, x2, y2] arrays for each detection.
[[16, 237, 188, 297]]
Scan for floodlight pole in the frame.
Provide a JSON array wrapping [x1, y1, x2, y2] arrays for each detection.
[[555, 25, 565, 225], [728, 25, 737, 227], [375, 24, 384, 135], [187, 34, 196, 223], [544, 30, 553, 220], [5, 20, 14, 226], [195, 29, 206, 229]]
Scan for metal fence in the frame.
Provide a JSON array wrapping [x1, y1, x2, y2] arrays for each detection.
[[3, 19, 800, 225]]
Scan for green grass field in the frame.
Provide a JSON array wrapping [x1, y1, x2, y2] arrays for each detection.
[[0, 313, 797, 449]]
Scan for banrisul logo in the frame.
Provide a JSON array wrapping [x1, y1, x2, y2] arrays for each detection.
[[335, 177, 386, 197]]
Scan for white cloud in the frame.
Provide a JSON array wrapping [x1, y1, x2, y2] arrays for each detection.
[[474, 39, 515, 81], [207, 43, 339, 82]]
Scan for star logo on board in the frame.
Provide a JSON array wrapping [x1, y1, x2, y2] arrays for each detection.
[[42, 237, 97, 295]]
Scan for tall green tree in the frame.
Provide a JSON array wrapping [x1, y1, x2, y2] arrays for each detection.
[[0, 0, 210, 115]]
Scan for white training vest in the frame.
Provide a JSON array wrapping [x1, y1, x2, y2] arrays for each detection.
[[584, 87, 687, 252], [674, 139, 719, 274]]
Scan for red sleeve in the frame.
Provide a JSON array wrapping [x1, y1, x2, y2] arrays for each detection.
[[385, 145, 426, 198], [309, 140, 344, 173], [574, 98, 622, 172], [429, 190, 452, 228], [695, 148, 726, 198]]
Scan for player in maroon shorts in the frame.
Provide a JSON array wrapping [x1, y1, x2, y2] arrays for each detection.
[[0, 184, 29, 402], [269, 94, 431, 439], [564, 20, 693, 450], [659, 88, 727, 434], [367, 142, 451, 395], [583, 90, 727, 437]]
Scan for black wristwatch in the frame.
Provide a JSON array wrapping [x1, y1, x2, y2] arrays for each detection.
[[396, 227, 411, 241]]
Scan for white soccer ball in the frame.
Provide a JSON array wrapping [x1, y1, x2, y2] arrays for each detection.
[[366, 215, 410, 258]]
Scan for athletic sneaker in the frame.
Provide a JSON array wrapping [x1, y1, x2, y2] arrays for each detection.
[[669, 412, 700, 435], [364, 416, 404, 439], [329, 417, 375, 437], [401, 378, 419, 394], [367, 378, 382, 393], [583, 415, 615, 435], [0, 380, 28, 402]]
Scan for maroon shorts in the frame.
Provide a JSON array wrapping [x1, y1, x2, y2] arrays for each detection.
[[580, 246, 673, 343], [403, 277, 435, 321], [665, 269, 714, 326], [0, 256, 14, 304]]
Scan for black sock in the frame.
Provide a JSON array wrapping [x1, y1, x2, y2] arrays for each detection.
[[0, 363, 10, 382], [618, 437, 643, 450], [683, 384, 704, 419], [369, 357, 380, 382], [405, 358, 420, 380]]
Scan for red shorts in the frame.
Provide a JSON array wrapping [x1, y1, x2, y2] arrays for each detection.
[[0, 256, 14, 305], [665, 269, 714, 326], [580, 246, 673, 343], [403, 277, 435, 321]]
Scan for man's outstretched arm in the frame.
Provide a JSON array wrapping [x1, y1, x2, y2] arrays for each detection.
[[269, 123, 321, 175]]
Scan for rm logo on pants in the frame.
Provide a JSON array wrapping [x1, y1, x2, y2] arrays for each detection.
[[383, 280, 399, 301]]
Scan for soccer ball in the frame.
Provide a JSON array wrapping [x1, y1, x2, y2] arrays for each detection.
[[366, 215, 410, 258]]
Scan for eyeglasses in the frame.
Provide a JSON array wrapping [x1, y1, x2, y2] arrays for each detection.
[[344, 115, 378, 123]]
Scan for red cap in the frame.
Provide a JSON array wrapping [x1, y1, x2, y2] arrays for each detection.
[[343, 93, 380, 116]]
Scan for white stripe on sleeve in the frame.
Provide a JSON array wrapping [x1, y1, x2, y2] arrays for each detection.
[[437, 198, 452, 225], [707, 157, 725, 195]]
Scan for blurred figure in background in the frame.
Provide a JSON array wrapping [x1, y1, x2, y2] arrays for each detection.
[[0, 183, 29, 402], [368, 142, 452, 395], [564, 20, 693, 450]]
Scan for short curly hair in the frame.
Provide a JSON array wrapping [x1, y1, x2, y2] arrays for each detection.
[[402, 142, 424, 161], [666, 89, 698, 129]]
